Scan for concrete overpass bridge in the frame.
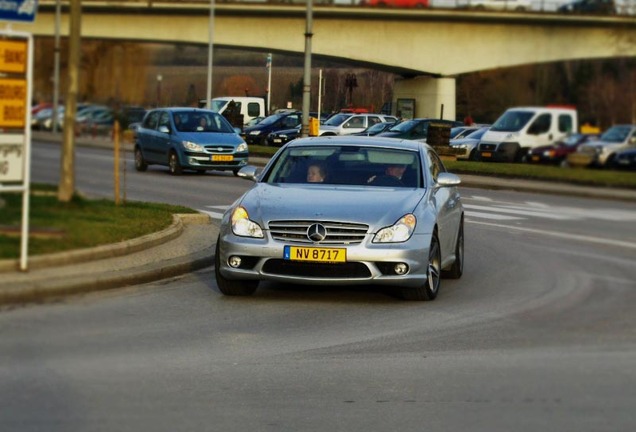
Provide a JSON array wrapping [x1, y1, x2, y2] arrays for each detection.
[[11, 0, 636, 119]]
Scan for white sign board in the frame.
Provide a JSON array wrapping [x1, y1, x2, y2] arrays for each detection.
[[0, 134, 25, 182]]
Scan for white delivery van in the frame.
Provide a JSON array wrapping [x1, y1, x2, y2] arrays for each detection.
[[199, 97, 265, 126], [477, 106, 578, 162]]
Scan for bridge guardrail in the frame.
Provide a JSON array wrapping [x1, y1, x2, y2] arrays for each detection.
[[35, 0, 635, 16]]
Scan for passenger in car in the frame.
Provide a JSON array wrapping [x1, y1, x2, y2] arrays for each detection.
[[307, 163, 327, 183], [368, 164, 406, 186]]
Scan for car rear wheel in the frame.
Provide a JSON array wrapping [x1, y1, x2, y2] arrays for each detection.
[[399, 233, 441, 301], [215, 240, 259, 296], [168, 151, 183, 175], [443, 218, 464, 279], [134, 147, 147, 172]]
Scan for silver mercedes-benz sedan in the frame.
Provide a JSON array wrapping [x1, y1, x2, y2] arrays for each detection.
[[215, 136, 464, 301]]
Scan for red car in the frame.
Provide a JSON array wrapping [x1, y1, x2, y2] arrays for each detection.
[[363, 0, 430, 7], [527, 133, 599, 165]]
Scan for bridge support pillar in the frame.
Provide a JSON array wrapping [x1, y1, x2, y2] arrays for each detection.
[[393, 76, 456, 121]]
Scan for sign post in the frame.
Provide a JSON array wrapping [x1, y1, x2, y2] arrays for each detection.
[[1, 1, 36, 270]]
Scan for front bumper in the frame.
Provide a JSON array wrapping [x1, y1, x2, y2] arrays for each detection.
[[181, 151, 248, 170], [217, 230, 431, 288]]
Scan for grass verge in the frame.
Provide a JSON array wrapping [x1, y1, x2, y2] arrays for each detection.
[[0, 185, 196, 260], [249, 145, 636, 189]]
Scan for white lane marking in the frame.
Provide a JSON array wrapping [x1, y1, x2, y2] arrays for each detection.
[[465, 211, 523, 221], [468, 220, 636, 250], [463, 204, 571, 220], [199, 209, 225, 220], [467, 195, 493, 202]]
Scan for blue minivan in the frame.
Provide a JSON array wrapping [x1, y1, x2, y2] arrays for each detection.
[[135, 108, 248, 175]]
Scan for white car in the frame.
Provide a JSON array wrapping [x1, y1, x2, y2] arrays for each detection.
[[463, 0, 531, 10], [319, 113, 397, 136]]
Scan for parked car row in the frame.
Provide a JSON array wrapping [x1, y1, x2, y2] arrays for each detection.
[[30, 102, 146, 135]]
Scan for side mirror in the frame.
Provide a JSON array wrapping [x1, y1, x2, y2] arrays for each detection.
[[237, 165, 260, 182], [234, 127, 242, 135], [158, 125, 170, 134], [437, 172, 461, 187]]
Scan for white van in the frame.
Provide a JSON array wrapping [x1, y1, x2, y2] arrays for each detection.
[[477, 106, 578, 162], [199, 97, 265, 126]]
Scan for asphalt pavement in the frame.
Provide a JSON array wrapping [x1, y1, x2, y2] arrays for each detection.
[[0, 132, 634, 306]]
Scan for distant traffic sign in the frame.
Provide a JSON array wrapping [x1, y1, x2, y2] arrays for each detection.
[[0, 0, 38, 23]]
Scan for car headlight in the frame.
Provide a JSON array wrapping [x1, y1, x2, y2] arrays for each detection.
[[231, 206, 263, 238], [249, 130, 261, 136], [373, 214, 416, 243], [236, 142, 248, 153], [182, 141, 204, 152]]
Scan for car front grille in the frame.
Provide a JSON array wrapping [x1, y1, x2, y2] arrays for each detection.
[[262, 259, 371, 278], [479, 142, 498, 151], [268, 220, 369, 245], [203, 145, 236, 154]]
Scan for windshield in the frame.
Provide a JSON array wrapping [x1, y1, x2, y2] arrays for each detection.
[[600, 126, 631, 143], [263, 145, 422, 188], [466, 128, 488, 139], [209, 100, 228, 113], [490, 111, 535, 132], [173, 111, 235, 133], [366, 122, 388, 133], [388, 120, 418, 133], [258, 114, 286, 126], [324, 114, 352, 126]]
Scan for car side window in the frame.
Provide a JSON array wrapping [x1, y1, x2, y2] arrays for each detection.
[[368, 116, 381, 126], [529, 114, 551, 135], [158, 111, 170, 131], [558, 115, 573, 133], [247, 102, 260, 117], [143, 111, 159, 130], [427, 150, 446, 184]]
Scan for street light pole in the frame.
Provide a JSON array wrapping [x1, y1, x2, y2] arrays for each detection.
[[52, 0, 61, 133], [300, 0, 313, 138], [206, 0, 215, 110]]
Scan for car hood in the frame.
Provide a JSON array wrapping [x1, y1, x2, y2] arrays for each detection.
[[177, 132, 243, 145], [377, 131, 405, 138], [450, 138, 479, 146], [237, 183, 426, 231]]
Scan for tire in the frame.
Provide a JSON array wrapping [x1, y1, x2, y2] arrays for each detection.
[[399, 232, 441, 301], [168, 151, 183, 175], [443, 218, 464, 279], [214, 240, 258, 296], [134, 147, 147, 172]]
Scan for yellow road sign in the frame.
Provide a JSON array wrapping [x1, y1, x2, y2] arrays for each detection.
[[0, 78, 27, 128], [0, 39, 27, 74]]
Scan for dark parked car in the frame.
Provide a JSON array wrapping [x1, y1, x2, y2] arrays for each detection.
[[612, 147, 636, 170], [378, 118, 462, 142], [527, 133, 599, 165], [352, 121, 398, 136], [265, 124, 301, 147], [243, 111, 302, 145], [558, 0, 616, 14], [134, 107, 248, 175]]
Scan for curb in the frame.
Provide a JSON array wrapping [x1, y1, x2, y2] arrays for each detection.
[[0, 213, 198, 273], [0, 214, 216, 306]]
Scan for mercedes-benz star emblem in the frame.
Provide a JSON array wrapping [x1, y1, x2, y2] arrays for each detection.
[[307, 223, 327, 242]]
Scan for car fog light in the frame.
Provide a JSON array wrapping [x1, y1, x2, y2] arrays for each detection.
[[189, 157, 197, 164], [394, 263, 408, 275], [228, 256, 242, 268]]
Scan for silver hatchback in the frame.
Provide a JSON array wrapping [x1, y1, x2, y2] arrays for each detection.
[[215, 136, 465, 301]]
